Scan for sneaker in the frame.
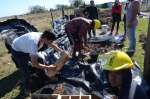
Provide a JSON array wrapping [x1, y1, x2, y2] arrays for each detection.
[[126, 50, 135, 57]]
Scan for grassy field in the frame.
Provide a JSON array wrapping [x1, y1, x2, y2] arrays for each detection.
[[119, 18, 149, 69], [0, 41, 20, 99], [0, 12, 149, 99]]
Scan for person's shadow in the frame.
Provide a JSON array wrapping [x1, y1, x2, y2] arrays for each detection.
[[0, 70, 20, 98]]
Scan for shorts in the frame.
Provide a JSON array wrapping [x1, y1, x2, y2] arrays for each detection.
[[112, 14, 121, 22]]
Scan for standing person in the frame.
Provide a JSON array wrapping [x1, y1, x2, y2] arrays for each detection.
[[102, 51, 148, 99], [65, 17, 101, 57], [83, 0, 98, 37], [126, 0, 140, 55], [11, 29, 68, 97], [110, 0, 122, 36], [123, 2, 129, 37]]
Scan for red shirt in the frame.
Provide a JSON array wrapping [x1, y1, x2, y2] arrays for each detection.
[[112, 3, 122, 16]]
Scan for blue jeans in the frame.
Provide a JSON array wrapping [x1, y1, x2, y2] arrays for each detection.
[[126, 25, 136, 52], [11, 48, 30, 93]]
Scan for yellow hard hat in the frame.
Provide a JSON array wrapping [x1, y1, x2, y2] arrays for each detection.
[[102, 50, 133, 71], [94, 19, 101, 29]]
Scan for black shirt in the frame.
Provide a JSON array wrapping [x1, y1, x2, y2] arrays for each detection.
[[83, 6, 98, 19]]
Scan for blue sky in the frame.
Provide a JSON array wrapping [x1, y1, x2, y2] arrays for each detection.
[[0, 0, 126, 18], [0, 0, 69, 18]]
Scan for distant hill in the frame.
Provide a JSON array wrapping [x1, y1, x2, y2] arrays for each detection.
[[0, 8, 112, 31], [96, 2, 112, 8]]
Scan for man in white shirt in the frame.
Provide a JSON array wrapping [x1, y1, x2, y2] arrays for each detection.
[[11, 29, 68, 97]]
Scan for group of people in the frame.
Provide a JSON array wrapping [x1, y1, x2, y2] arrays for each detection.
[[65, 0, 101, 57], [11, 0, 101, 97], [72, 0, 140, 56], [111, 0, 140, 55], [10, 0, 148, 98]]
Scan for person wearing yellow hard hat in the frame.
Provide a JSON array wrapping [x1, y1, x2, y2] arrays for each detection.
[[65, 17, 101, 57], [102, 50, 148, 99]]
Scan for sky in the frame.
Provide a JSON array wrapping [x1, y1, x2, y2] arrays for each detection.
[[0, 0, 126, 18]]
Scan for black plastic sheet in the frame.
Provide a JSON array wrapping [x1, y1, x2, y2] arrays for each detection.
[[0, 18, 38, 52]]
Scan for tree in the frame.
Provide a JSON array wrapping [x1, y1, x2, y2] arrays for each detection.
[[56, 4, 64, 10], [63, 5, 71, 9], [56, 4, 70, 10], [69, 0, 85, 7], [29, 5, 48, 14], [101, 3, 109, 8]]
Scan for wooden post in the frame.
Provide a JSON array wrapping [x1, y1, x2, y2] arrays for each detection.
[[62, 6, 65, 18], [50, 9, 54, 28], [144, 16, 150, 85]]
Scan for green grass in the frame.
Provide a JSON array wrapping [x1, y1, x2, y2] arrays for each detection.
[[119, 18, 149, 68], [0, 40, 20, 99], [0, 41, 8, 57], [134, 18, 148, 69], [0, 17, 149, 99]]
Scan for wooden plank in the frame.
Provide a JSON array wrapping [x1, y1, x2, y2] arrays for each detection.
[[62, 7, 65, 18], [144, 16, 150, 85], [50, 9, 54, 28]]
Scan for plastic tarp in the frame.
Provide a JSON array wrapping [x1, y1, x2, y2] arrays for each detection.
[[0, 18, 38, 52], [33, 47, 146, 98]]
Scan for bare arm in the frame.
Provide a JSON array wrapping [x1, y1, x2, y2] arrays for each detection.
[[48, 42, 63, 52], [30, 55, 56, 70], [48, 42, 70, 71], [54, 51, 69, 71]]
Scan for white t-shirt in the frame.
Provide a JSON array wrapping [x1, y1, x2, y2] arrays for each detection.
[[12, 32, 43, 55]]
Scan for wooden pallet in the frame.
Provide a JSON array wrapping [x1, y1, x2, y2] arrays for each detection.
[[31, 94, 91, 99]]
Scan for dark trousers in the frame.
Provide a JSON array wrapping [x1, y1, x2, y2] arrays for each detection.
[[123, 14, 126, 36], [111, 14, 121, 35], [88, 17, 96, 38], [66, 33, 83, 57], [11, 49, 30, 93], [111, 20, 120, 35], [88, 29, 96, 38]]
